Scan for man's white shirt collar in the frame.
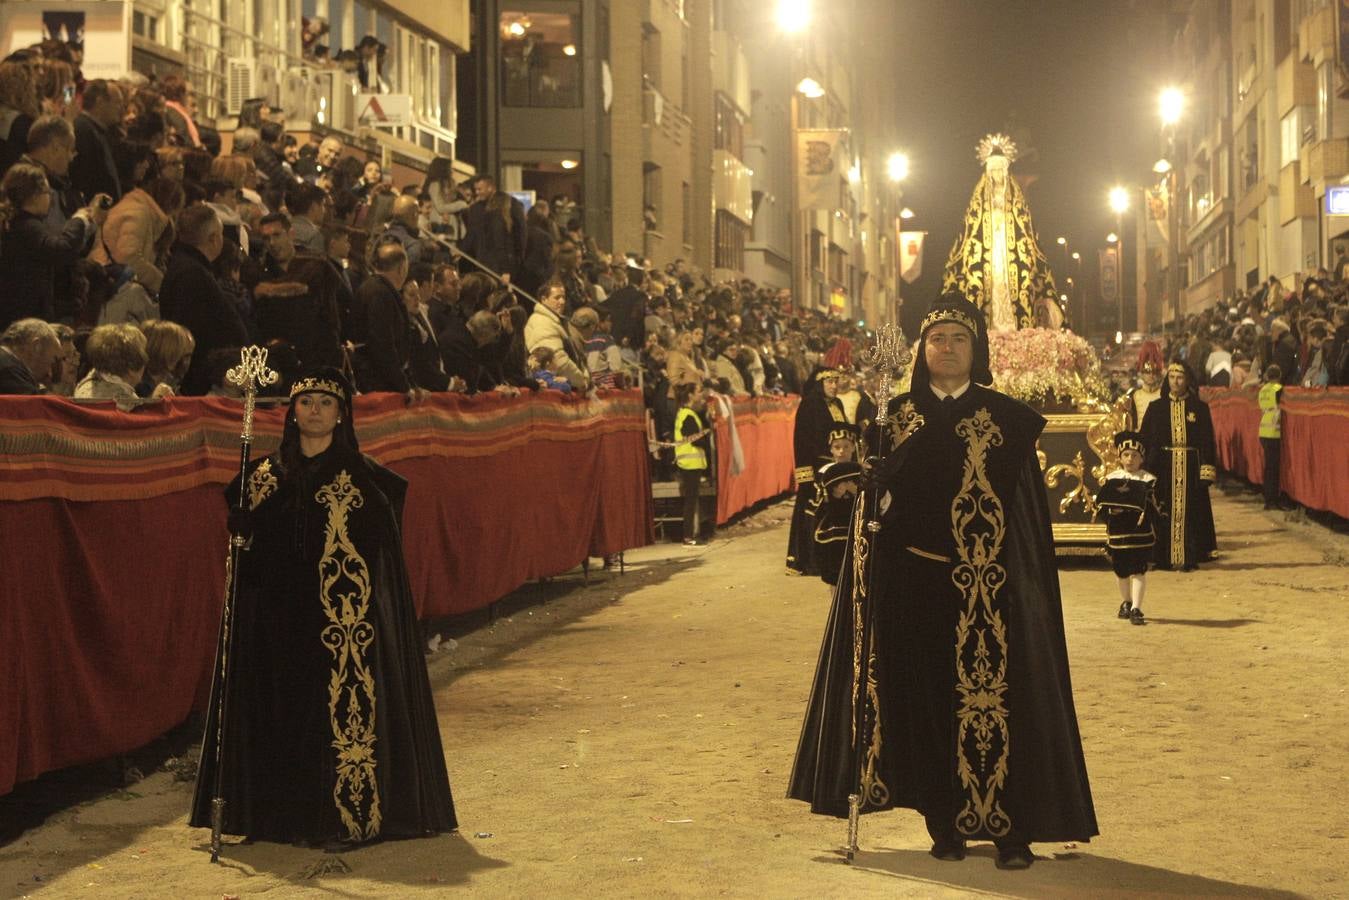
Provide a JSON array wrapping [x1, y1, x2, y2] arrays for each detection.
[[931, 381, 971, 401]]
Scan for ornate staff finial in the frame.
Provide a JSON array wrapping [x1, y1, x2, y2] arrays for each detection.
[[226, 346, 280, 441], [858, 323, 911, 377]]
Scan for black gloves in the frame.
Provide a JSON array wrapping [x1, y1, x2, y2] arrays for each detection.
[[226, 506, 254, 540]]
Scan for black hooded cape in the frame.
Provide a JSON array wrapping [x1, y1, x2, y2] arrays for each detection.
[[190, 442, 456, 844], [787, 382, 1097, 844], [1139, 369, 1217, 569]]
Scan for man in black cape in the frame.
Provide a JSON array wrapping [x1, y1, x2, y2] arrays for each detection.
[[786, 367, 847, 575], [1140, 359, 1218, 570], [192, 368, 456, 848], [787, 294, 1096, 869]]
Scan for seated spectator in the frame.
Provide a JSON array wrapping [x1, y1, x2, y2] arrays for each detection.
[[439, 307, 500, 392], [74, 322, 152, 401], [48, 323, 80, 397], [577, 306, 624, 390], [287, 180, 327, 254], [70, 79, 124, 203], [402, 265, 451, 391], [0, 318, 61, 394], [524, 279, 590, 391], [350, 240, 413, 395], [252, 212, 343, 369], [426, 262, 465, 339], [159, 204, 249, 394], [137, 319, 195, 397], [0, 162, 105, 328], [93, 176, 184, 295], [529, 346, 572, 394]]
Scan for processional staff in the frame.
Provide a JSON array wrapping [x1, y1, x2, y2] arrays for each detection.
[[846, 323, 911, 863], [208, 346, 278, 864]]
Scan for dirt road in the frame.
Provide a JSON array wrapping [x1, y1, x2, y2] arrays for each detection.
[[2, 486, 1346, 898]]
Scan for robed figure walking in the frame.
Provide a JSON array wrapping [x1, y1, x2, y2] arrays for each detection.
[[788, 295, 1096, 868], [191, 369, 457, 847], [1140, 359, 1218, 570], [786, 368, 847, 575]]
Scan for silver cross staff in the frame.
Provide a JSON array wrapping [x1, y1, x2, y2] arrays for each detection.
[[858, 323, 912, 428]]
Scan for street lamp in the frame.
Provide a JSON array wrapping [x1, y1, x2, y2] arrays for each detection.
[[1056, 236, 1066, 246], [796, 77, 825, 99], [1159, 86, 1184, 127], [1107, 186, 1130, 342], [776, 0, 810, 33], [899, 207, 915, 219], [887, 152, 910, 183], [1159, 87, 1184, 334]]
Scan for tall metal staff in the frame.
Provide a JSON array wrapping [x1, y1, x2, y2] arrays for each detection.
[[209, 346, 278, 863], [846, 323, 911, 862]]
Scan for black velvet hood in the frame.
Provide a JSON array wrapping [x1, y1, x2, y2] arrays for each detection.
[[909, 292, 993, 394]]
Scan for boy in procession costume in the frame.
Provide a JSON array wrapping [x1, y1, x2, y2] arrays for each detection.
[[1093, 431, 1161, 625], [807, 423, 862, 586], [786, 368, 847, 575], [1139, 359, 1218, 571], [787, 294, 1096, 869], [1120, 340, 1164, 430], [191, 368, 457, 848]]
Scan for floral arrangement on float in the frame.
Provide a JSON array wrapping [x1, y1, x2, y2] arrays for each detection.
[[986, 327, 1109, 408], [894, 327, 1108, 409]]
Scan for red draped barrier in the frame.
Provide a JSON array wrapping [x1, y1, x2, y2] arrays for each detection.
[[714, 395, 799, 524], [1202, 386, 1349, 518], [0, 390, 651, 797]]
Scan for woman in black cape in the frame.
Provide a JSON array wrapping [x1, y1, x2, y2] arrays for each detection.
[[191, 368, 456, 847]]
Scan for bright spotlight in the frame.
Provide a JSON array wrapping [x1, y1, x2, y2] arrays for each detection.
[[796, 77, 825, 99], [1106, 232, 1119, 244], [900, 207, 915, 219], [1153, 158, 1172, 174], [1160, 87, 1184, 126], [776, 0, 810, 33], [1056, 236, 1067, 246], [1109, 186, 1130, 214]]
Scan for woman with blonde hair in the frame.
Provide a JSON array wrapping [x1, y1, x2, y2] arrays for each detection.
[[137, 319, 195, 396], [0, 61, 41, 172], [93, 176, 185, 294], [74, 323, 151, 401]]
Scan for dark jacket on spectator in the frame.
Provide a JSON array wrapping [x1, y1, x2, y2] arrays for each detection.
[[0, 110, 34, 174], [379, 220, 436, 268], [407, 305, 450, 391], [0, 210, 96, 327], [350, 273, 411, 393], [253, 253, 345, 370], [1271, 331, 1299, 384], [0, 345, 43, 395], [71, 112, 122, 204], [463, 195, 526, 281], [159, 242, 250, 395], [602, 284, 647, 353], [518, 224, 554, 299]]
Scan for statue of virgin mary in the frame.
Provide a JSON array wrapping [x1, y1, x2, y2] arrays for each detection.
[[942, 134, 1060, 331]]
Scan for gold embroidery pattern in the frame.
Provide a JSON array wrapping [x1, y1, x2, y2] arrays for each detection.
[[245, 459, 278, 510], [887, 400, 927, 452], [847, 496, 889, 810], [949, 408, 1011, 838], [315, 471, 381, 842], [1169, 399, 1187, 568]]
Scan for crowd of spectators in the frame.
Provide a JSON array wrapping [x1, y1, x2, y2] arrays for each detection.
[[0, 42, 872, 472], [1114, 268, 1349, 393]]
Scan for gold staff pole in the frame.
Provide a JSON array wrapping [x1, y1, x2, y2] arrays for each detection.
[[846, 323, 911, 863], [209, 346, 278, 863]]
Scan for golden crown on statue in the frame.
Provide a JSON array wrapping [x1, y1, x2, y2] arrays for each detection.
[[976, 133, 1019, 165]]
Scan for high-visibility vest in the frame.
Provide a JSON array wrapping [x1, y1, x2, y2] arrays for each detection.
[[1258, 382, 1282, 439], [674, 407, 708, 470]]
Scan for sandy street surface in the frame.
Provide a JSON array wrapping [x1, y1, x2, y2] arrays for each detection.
[[1, 485, 1347, 899]]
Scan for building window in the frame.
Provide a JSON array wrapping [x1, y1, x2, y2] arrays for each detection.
[[715, 210, 747, 271], [500, 11, 580, 108], [714, 94, 744, 159], [682, 181, 692, 246], [644, 164, 662, 232], [642, 24, 661, 90]]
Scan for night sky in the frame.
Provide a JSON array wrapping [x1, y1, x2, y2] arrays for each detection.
[[889, 0, 1172, 335]]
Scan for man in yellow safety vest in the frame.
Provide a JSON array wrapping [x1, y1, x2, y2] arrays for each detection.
[[1257, 364, 1284, 510], [674, 382, 713, 546]]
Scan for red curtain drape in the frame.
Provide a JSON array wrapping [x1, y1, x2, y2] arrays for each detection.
[[0, 390, 652, 796], [1203, 386, 1349, 518], [714, 395, 799, 524]]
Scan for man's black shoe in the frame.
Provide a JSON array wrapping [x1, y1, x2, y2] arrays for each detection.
[[994, 844, 1034, 869], [1117, 600, 1131, 619], [929, 837, 966, 861], [1130, 607, 1146, 626]]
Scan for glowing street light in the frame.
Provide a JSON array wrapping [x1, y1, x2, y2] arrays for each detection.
[[796, 77, 825, 99], [900, 207, 915, 219], [1108, 186, 1130, 215], [776, 0, 810, 33], [1153, 158, 1172, 174], [1159, 86, 1184, 126], [1106, 232, 1119, 244], [1056, 236, 1067, 246], [887, 151, 910, 182], [1071, 251, 1080, 260]]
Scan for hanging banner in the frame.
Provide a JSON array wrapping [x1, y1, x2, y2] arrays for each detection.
[[1146, 183, 1169, 245], [797, 129, 846, 210], [1099, 246, 1120, 303], [899, 230, 926, 283]]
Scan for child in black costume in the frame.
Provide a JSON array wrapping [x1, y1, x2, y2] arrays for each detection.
[[1094, 430, 1162, 625], [808, 424, 861, 585]]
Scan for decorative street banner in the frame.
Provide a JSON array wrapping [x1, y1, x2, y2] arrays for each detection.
[[796, 129, 847, 210], [1099, 246, 1120, 303], [1146, 183, 1169, 245], [899, 230, 926, 283]]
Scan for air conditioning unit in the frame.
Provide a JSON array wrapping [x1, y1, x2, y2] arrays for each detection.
[[225, 58, 255, 115]]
